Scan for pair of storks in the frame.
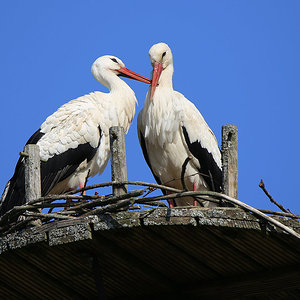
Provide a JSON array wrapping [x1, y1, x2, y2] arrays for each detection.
[[0, 43, 222, 216]]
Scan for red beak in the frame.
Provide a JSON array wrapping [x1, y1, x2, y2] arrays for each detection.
[[150, 62, 163, 101], [118, 67, 151, 84]]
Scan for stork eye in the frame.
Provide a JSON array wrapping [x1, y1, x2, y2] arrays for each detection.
[[110, 58, 118, 63], [162, 52, 166, 58]]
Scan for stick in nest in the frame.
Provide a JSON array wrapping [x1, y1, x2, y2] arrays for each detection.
[[259, 179, 290, 213]]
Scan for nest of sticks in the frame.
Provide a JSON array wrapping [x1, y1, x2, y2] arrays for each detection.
[[0, 180, 299, 238]]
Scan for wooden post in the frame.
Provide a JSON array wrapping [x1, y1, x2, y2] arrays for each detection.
[[221, 125, 238, 199], [24, 144, 41, 203], [109, 126, 128, 196], [24, 144, 42, 225]]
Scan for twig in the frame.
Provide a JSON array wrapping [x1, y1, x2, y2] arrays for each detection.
[[68, 181, 182, 195], [24, 211, 75, 220], [259, 179, 290, 213], [164, 171, 211, 185], [218, 193, 300, 239], [0, 194, 105, 226], [140, 201, 168, 207], [142, 187, 158, 197], [1, 211, 75, 235], [2, 218, 35, 235], [14, 201, 83, 210], [136, 191, 219, 204], [129, 206, 141, 210], [28, 194, 105, 205], [64, 189, 145, 214], [257, 209, 299, 219], [80, 198, 136, 217]]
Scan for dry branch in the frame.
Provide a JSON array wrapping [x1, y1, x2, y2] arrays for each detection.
[[2, 218, 34, 235], [259, 179, 290, 213], [140, 201, 168, 207], [80, 198, 136, 217], [63, 189, 145, 214], [24, 211, 75, 220], [69, 181, 182, 195], [257, 209, 300, 219]]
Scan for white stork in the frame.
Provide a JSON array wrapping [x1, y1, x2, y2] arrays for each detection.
[[0, 55, 151, 216], [138, 43, 222, 207]]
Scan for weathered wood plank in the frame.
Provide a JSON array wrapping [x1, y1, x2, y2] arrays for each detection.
[[5, 227, 46, 251], [222, 125, 238, 199], [1, 208, 299, 255], [109, 126, 128, 196], [24, 144, 42, 226], [48, 223, 92, 246], [24, 144, 41, 204], [92, 213, 141, 231]]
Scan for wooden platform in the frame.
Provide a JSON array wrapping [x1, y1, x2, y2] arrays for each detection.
[[1, 207, 300, 299]]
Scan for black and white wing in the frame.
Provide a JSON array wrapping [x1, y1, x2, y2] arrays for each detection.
[[178, 92, 222, 192], [0, 98, 103, 216]]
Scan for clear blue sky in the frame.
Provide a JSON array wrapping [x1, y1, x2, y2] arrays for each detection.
[[0, 1, 299, 213]]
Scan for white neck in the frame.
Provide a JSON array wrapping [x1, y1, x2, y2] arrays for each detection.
[[158, 64, 174, 90], [99, 70, 130, 93], [92, 70, 137, 133]]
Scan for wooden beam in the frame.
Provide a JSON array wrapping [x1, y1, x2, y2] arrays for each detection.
[[24, 144, 42, 225], [185, 264, 300, 298], [221, 124, 238, 199], [109, 126, 128, 196]]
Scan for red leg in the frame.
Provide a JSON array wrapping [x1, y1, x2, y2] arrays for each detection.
[[193, 181, 197, 206], [168, 199, 175, 208], [65, 188, 73, 210], [166, 190, 175, 208], [80, 183, 86, 196], [65, 183, 86, 210]]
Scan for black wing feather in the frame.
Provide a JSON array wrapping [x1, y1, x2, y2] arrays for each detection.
[[40, 140, 99, 195], [0, 126, 102, 216], [182, 126, 222, 192]]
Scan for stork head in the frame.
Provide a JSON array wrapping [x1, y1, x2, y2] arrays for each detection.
[[148, 43, 173, 100], [91, 55, 151, 89]]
